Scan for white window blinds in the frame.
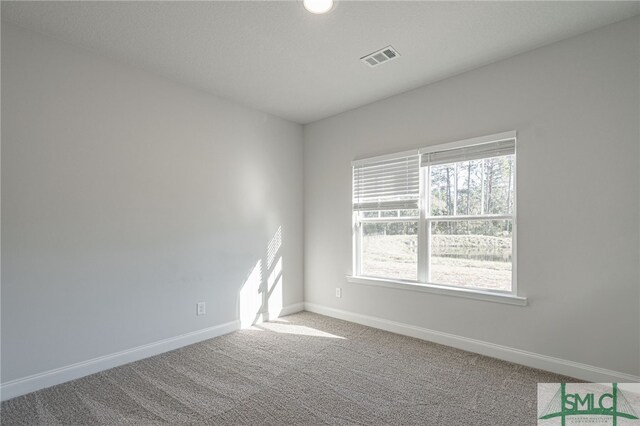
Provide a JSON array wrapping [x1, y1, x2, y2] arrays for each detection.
[[352, 154, 420, 211], [420, 138, 515, 167]]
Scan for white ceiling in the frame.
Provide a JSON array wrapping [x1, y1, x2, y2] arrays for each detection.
[[3, 1, 639, 124]]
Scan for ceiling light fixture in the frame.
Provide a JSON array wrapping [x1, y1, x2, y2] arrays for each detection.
[[303, 0, 334, 14]]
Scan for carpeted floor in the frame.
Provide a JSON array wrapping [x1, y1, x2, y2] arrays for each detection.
[[1, 312, 572, 425]]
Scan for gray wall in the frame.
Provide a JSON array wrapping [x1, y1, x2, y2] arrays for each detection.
[[304, 17, 640, 376], [1, 23, 304, 382]]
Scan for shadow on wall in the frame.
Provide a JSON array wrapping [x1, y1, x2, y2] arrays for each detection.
[[239, 226, 284, 328]]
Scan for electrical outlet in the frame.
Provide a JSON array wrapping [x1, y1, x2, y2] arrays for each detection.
[[196, 302, 206, 316], [335, 288, 342, 298]]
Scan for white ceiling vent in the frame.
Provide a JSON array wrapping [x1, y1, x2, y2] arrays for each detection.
[[361, 46, 400, 67]]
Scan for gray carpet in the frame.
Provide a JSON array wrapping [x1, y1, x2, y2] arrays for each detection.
[[1, 312, 573, 425]]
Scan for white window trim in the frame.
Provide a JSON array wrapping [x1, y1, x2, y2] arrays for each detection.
[[346, 275, 527, 306], [351, 131, 524, 305]]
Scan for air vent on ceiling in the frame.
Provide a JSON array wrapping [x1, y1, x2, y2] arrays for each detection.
[[361, 46, 400, 67]]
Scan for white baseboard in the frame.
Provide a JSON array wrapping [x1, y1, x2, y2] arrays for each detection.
[[272, 302, 305, 318], [0, 320, 240, 402], [248, 302, 306, 325], [304, 302, 640, 384], [1, 302, 307, 402], [4, 301, 634, 402]]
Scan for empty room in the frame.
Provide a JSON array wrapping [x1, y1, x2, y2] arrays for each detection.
[[1, 1, 639, 425]]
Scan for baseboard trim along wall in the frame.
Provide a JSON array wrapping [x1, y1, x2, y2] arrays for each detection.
[[0, 320, 239, 402], [0, 302, 305, 402], [303, 303, 640, 384], [262, 302, 306, 322], [4, 300, 634, 401]]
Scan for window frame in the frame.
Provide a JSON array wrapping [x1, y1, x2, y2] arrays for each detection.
[[351, 131, 525, 305]]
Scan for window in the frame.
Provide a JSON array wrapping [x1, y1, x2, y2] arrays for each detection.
[[352, 132, 517, 298], [353, 153, 420, 281]]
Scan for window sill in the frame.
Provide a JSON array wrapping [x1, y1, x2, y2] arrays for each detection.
[[346, 276, 527, 306]]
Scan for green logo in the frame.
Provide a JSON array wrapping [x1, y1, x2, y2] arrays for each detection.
[[539, 383, 639, 425]]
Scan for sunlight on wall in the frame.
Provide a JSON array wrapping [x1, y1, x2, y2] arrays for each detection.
[[267, 226, 282, 269], [238, 226, 285, 328], [240, 259, 262, 328], [265, 226, 283, 320], [267, 257, 283, 318]]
